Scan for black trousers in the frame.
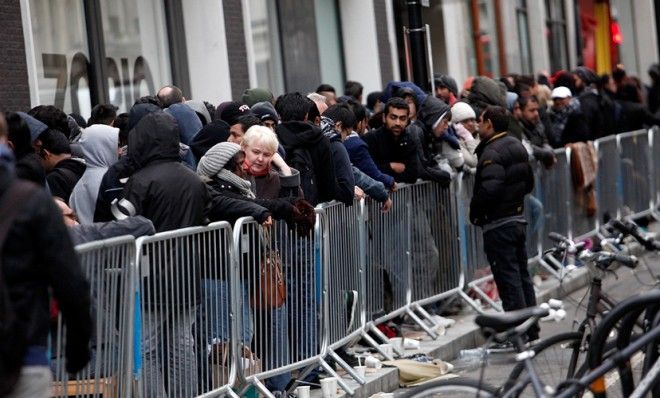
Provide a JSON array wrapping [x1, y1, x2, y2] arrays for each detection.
[[483, 222, 539, 340]]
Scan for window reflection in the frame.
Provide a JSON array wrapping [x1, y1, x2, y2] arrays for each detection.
[[28, 0, 92, 117], [100, 0, 172, 113], [249, 0, 285, 95]]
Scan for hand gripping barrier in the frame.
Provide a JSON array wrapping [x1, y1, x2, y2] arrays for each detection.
[[52, 236, 136, 398], [133, 222, 236, 398]]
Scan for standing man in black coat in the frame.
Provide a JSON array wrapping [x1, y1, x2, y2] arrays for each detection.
[[118, 111, 209, 397], [470, 106, 538, 344], [0, 112, 91, 397]]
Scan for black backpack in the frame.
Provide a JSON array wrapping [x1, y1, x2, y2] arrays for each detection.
[[0, 180, 37, 396], [288, 147, 319, 205]]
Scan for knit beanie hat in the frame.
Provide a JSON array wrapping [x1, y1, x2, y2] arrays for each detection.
[[434, 74, 459, 97], [218, 101, 251, 126], [241, 88, 274, 107], [450, 102, 476, 123], [251, 101, 279, 123], [197, 142, 241, 178], [505, 92, 519, 113]]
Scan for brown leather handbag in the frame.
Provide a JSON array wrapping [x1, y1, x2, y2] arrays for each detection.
[[250, 227, 286, 309]]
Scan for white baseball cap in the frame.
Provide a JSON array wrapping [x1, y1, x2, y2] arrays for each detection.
[[551, 86, 572, 99]]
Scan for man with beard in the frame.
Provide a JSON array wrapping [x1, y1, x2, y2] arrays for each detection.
[[362, 97, 420, 183]]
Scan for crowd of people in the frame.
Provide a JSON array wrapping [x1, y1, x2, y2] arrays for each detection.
[[2, 62, 660, 397]]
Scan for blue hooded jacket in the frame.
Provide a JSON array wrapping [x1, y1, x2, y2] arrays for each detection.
[[165, 103, 202, 169]]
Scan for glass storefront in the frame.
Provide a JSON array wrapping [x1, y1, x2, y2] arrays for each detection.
[[25, 0, 173, 119], [248, 0, 285, 95], [100, 0, 171, 114], [28, 0, 92, 117]]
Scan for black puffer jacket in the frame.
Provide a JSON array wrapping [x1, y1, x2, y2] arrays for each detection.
[[470, 132, 534, 226], [122, 111, 209, 233], [1, 171, 91, 367]]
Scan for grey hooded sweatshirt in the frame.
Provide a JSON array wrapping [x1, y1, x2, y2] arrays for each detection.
[[69, 124, 119, 224]]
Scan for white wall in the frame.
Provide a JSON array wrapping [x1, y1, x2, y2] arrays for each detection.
[[181, 0, 232, 103], [338, 0, 382, 96], [631, 0, 658, 85], [440, 0, 474, 89]]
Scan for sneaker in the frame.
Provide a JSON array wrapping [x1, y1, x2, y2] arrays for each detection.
[[344, 290, 358, 332]]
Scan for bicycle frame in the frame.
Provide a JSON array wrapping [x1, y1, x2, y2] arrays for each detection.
[[501, 323, 660, 398]]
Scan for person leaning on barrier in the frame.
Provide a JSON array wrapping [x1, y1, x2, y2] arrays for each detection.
[[0, 112, 92, 397], [322, 103, 393, 212], [469, 105, 539, 344], [363, 97, 450, 186]]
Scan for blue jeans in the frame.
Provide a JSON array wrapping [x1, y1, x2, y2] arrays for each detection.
[[201, 279, 253, 344]]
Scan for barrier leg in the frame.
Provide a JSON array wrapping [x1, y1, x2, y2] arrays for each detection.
[[458, 290, 487, 314], [368, 323, 405, 357], [467, 280, 503, 312], [405, 306, 439, 340], [411, 302, 439, 329], [536, 257, 561, 280], [328, 349, 366, 385], [319, 358, 356, 396], [360, 329, 395, 361]]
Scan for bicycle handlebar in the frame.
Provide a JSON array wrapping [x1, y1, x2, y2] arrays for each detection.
[[611, 219, 660, 252]]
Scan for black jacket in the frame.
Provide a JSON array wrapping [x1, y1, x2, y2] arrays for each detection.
[[616, 100, 660, 133], [276, 121, 337, 205], [578, 89, 617, 139], [1, 172, 91, 364], [16, 152, 46, 186], [205, 178, 272, 225], [47, 157, 86, 202], [122, 112, 209, 233], [362, 126, 421, 183], [470, 132, 534, 226]]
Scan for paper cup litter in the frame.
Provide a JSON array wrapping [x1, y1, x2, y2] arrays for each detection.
[[355, 365, 366, 378], [296, 386, 310, 398], [320, 377, 338, 398]]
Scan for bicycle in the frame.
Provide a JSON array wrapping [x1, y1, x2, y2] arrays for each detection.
[[400, 289, 660, 398]]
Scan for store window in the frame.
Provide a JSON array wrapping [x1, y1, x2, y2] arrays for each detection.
[[24, 0, 174, 119], [248, 0, 285, 95], [27, 0, 92, 117], [100, 0, 172, 113], [471, 0, 501, 77], [314, 0, 345, 90], [516, 0, 533, 74], [546, 0, 569, 73]]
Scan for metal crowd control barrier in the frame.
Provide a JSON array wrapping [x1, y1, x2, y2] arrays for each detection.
[[651, 127, 660, 217], [49, 128, 660, 398], [595, 136, 622, 224], [232, 214, 355, 397], [134, 222, 235, 398], [52, 236, 136, 398], [566, 145, 598, 240], [319, 199, 368, 386], [619, 130, 653, 218]]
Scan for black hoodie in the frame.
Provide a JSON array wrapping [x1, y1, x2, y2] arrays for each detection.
[[276, 121, 337, 205], [122, 111, 208, 232]]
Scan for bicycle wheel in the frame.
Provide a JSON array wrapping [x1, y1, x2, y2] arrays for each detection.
[[504, 332, 585, 395], [402, 378, 497, 398]]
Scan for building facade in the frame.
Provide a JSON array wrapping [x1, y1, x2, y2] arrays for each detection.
[[1, 0, 658, 119]]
